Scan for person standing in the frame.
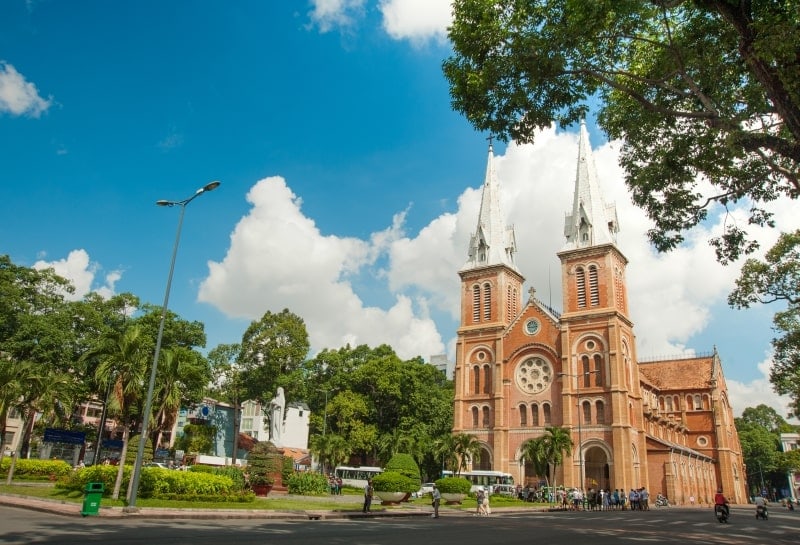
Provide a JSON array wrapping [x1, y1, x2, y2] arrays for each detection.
[[363, 479, 374, 513], [431, 484, 441, 518]]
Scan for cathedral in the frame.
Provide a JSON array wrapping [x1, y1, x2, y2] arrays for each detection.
[[452, 122, 746, 505]]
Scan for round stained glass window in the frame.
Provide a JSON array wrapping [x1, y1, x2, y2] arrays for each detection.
[[515, 357, 553, 394]]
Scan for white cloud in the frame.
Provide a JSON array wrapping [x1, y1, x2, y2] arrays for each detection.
[[306, 0, 453, 42], [379, 0, 452, 43], [307, 0, 367, 33], [197, 176, 446, 359], [727, 355, 796, 421], [33, 249, 120, 301], [0, 61, 52, 117]]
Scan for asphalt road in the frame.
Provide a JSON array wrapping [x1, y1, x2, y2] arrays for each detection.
[[1, 505, 797, 545]]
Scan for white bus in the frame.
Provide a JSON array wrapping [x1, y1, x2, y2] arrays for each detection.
[[333, 466, 383, 488], [442, 470, 515, 494]]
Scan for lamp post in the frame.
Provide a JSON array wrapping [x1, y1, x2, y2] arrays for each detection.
[[559, 370, 599, 493], [126, 181, 220, 511]]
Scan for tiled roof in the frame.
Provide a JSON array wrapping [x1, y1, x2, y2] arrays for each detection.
[[638, 356, 714, 391]]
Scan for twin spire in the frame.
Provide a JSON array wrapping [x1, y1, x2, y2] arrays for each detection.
[[464, 121, 619, 271], [463, 141, 519, 272], [563, 120, 619, 249]]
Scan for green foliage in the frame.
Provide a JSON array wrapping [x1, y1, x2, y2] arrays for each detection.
[[444, 1, 800, 265], [246, 441, 282, 486], [371, 471, 418, 493], [286, 471, 329, 496], [57, 465, 242, 499], [434, 476, 471, 494], [303, 344, 454, 472], [210, 465, 247, 491], [281, 455, 295, 484], [175, 424, 216, 455], [126, 435, 153, 464], [238, 309, 310, 402], [730, 232, 800, 418], [56, 464, 128, 495], [384, 452, 421, 489], [0, 458, 72, 479]]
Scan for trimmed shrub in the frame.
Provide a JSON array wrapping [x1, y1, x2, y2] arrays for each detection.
[[287, 471, 329, 496], [246, 441, 282, 486], [435, 476, 471, 494], [1, 458, 72, 480], [372, 471, 419, 494], [281, 455, 295, 484], [384, 453, 421, 489], [211, 465, 247, 491]]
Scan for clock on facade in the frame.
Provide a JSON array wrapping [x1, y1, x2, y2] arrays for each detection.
[[524, 318, 540, 335]]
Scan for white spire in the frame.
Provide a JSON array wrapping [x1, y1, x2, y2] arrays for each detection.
[[463, 141, 519, 271], [563, 121, 619, 250]]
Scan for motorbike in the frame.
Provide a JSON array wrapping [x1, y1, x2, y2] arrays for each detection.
[[756, 504, 769, 520], [655, 494, 669, 507], [714, 504, 730, 523]]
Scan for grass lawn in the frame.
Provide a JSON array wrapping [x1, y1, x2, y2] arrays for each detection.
[[0, 482, 550, 511]]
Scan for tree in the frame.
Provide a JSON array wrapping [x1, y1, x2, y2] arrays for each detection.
[[730, 231, 800, 416], [309, 432, 350, 475], [444, 1, 800, 264], [451, 433, 483, 475], [519, 437, 550, 487], [84, 324, 149, 499], [238, 309, 309, 403], [540, 426, 574, 491]]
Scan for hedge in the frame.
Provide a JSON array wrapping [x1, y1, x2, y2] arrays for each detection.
[[0, 458, 72, 480], [287, 471, 329, 496]]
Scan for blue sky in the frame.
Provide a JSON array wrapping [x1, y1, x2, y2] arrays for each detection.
[[1, 1, 795, 419]]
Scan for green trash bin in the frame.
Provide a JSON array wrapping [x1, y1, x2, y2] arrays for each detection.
[[81, 482, 105, 517]]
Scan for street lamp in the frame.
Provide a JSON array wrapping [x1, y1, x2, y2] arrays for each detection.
[[559, 369, 599, 493], [126, 181, 220, 511]]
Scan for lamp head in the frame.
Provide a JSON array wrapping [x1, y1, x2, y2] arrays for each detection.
[[202, 181, 221, 192]]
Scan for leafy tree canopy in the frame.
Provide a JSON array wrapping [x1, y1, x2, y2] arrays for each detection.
[[730, 232, 800, 416], [444, 0, 800, 264]]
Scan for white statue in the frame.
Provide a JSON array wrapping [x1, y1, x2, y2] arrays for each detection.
[[268, 387, 285, 444]]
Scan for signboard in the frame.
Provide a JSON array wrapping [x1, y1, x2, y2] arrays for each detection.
[[101, 439, 124, 449], [43, 428, 85, 445]]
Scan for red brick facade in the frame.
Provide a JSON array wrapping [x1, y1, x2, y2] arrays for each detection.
[[452, 130, 745, 505]]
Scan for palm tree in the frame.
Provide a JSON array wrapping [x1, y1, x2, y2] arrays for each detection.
[[151, 347, 208, 452], [519, 437, 549, 484], [451, 433, 483, 475], [542, 426, 573, 494], [84, 325, 149, 499], [310, 432, 350, 475], [433, 434, 458, 475]]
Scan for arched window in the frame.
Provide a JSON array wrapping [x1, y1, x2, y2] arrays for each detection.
[[483, 283, 492, 320], [694, 394, 702, 410], [581, 355, 591, 387], [686, 394, 693, 410], [473, 365, 481, 394], [482, 406, 491, 427], [665, 396, 673, 411], [576, 267, 587, 308], [543, 403, 551, 424], [582, 400, 592, 424], [596, 400, 605, 424], [472, 285, 481, 322], [471, 407, 479, 428], [483, 365, 492, 394], [531, 404, 539, 426], [519, 404, 528, 426], [593, 354, 603, 386], [588, 264, 599, 306]]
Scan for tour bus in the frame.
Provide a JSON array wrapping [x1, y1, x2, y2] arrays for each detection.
[[442, 470, 515, 494], [333, 466, 383, 488]]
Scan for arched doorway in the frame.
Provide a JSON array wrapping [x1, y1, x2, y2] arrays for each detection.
[[475, 445, 492, 470], [584, 444, 611, 491]]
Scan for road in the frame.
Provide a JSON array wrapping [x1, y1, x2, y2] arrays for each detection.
[[1, 505, 797, 545]]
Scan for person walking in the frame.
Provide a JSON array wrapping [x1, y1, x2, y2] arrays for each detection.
[[431, 484, 441, 518], [362, 479, 374, 513]]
